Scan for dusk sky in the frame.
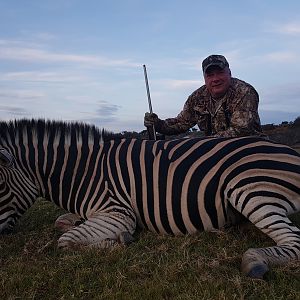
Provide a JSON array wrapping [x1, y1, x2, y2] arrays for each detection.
[[1, 0, 300, 133]]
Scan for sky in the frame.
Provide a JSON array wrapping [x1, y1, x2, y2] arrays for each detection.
[[0, 0, 300, 133]]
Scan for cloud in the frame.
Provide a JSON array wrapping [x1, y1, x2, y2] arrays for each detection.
[[96, 101, 121, 117], [260, 83, 300, 112], [260, 110, 299, 125], [264, 51, 298, 63], [0, 105, 29, 116], [78, 101, 122, 126], [63, 95, 96, 105], [0, 90, 46, 120], [0, 90, 45, 101], [0, 71, 89, 83], [177, 48, 254, 73], [20, 31, 57, 41], [262, 83, 300, 100], [82, 117, 119, 128], [163, 79, 202, 90], [71, 100, 124, 131], [277, 22, 300, 35], [0, 39, 139, 68], [83, 117, 144, 133]]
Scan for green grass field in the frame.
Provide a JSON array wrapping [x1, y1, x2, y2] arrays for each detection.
[[1, 199, 299, 299]]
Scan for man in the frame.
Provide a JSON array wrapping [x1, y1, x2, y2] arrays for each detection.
[[144, 54, 263, 138]]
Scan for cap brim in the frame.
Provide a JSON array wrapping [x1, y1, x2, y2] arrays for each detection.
[[203, 63, 226, 73]]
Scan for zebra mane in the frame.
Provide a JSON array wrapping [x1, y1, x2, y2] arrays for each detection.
[[0, 119, 121, 144]]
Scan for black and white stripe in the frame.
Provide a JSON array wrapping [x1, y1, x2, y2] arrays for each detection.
[[0, 119, 299, 278]]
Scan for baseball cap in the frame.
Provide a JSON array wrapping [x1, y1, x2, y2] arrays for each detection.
[[202, 55, 229, 73]]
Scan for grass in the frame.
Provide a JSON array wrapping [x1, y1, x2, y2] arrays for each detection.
[[1, 199, 300, 300]]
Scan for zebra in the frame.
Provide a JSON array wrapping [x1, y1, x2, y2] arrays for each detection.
[[0, 119, 299, 279]]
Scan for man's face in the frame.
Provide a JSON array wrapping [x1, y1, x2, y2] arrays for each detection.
[[204, 66, 231, 99]]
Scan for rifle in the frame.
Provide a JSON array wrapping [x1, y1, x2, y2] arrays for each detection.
[[143, 64, 157, 140]]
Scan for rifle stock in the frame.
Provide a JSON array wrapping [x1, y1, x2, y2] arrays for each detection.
[[147, 125, 156, 140]]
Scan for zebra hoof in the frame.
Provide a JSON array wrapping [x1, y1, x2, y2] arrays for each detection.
[[242, 262, 269, 279], [241, 249, 269, 279]]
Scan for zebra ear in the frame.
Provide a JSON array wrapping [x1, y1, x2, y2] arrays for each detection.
[[0, 149, 14, 167]]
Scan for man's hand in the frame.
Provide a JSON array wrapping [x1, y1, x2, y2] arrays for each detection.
[[144, 112, 160, 128]]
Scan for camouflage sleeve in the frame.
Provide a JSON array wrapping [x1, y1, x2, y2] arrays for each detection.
[[214, 88, 262, 138], [156, 97, 198, 135]]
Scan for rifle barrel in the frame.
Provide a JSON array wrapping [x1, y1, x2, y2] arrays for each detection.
[[143, 64, 156, 140]]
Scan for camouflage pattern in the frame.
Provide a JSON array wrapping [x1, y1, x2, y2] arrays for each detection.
[[202, 54, 229, 73], [155, 78, 263, 138]]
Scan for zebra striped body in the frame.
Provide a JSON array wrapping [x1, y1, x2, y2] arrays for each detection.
[[0, 119, 299, 278]]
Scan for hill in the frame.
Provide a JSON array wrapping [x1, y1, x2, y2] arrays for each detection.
[[262, 117, 300, 147], [118, 116, 300, 147]]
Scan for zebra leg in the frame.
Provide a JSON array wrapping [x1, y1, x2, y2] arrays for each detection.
[[228, 197, 300, 279], [241, 215, 300, 279], [57, 209, 136, 250], [54, 213, 84, 233]]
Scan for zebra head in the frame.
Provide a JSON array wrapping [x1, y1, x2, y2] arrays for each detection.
[[0, 148, 39, 234]]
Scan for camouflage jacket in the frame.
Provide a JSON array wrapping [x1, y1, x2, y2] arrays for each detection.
[[155, 78, 263, 137]]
